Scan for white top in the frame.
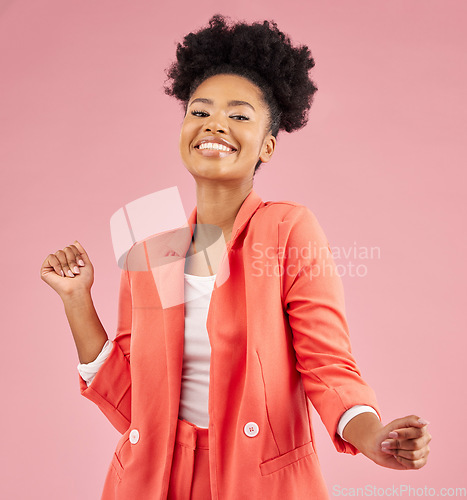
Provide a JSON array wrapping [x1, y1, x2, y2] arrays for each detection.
[[178, 272, 216, 427], [77, 273, 379, 438]]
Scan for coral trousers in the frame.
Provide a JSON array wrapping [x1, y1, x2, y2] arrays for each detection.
[[168, 419, 212, 500]]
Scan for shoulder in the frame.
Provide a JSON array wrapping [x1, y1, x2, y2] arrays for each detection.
[[255, 199, 320, 227], [248, 199, 328, 250], [258, 200, 331, 254]]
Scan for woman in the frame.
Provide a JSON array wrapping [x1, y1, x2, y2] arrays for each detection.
[[40, 14, 431, 500]]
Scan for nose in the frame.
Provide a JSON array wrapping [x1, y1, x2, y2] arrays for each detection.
[[203, 111, 228, 133]]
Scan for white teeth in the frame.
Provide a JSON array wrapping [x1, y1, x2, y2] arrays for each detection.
[[198, 142, 233, 152]]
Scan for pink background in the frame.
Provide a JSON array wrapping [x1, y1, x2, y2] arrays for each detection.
[[1, 0, 465, 498]]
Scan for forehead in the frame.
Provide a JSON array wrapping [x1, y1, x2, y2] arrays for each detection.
[[190, 74, 264, 104]]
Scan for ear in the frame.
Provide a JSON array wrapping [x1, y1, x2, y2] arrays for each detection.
[[259, 134, 277, 163]]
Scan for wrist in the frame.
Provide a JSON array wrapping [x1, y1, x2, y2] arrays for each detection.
[[342, 412, 383, 457], [61, 289, 93, 305]]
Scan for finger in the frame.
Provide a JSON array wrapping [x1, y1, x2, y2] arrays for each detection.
[[62, 246, 82, 276], [381, 431, 431, 452], [405, 432, 432, 451], [390, 446, 430, 461], [386, 425, 429, 441], [43, 253, 65, 277], [393, 450, 429, 470], [67, 244, 85, 267], [385, 415, 429, 436], [73, 240, 89, 265], [381, 425, 432, 454], [381, 433, 431, 458], [54, 248, 77, 278], [381, 438, 398, 450]]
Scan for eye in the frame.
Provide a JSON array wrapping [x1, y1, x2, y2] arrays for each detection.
[[191, 110, 209, 117], [190, 110, 249, 121]]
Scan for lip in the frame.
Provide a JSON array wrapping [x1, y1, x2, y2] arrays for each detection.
[[194, 136, 237, 151], [194, 147, 236, 158]]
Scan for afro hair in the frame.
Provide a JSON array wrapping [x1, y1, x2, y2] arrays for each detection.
[[163, 14, 318, 172]]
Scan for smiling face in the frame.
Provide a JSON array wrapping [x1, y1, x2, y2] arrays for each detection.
[[179, 73, 276, 183]]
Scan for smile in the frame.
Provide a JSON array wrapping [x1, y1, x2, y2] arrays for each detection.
[[197, 142, 235, 152], [194, 143, 237, 158]]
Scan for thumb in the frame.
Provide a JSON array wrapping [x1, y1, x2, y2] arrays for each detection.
[[385, 414, 429, 435], [73, 240, 90, 263]]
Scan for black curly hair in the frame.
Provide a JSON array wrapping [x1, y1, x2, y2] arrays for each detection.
[[163, 14, 318, 174]]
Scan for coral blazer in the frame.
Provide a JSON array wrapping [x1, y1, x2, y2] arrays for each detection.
[[78, 189, 381, 499]]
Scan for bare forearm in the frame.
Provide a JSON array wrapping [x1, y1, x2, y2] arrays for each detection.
[[62, 292, 109, 364], [342, 412, 383, 455]]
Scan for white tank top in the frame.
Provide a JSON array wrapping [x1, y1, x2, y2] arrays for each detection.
[[178, 272, 216, 428]]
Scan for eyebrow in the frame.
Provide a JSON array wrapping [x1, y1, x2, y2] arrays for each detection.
[[188, 97, 256, 112]]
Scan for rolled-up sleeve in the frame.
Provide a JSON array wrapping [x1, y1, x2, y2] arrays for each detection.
[[280, 205, 381, 455], [78, 266, 132, 434], [77, 339, 114, 387]]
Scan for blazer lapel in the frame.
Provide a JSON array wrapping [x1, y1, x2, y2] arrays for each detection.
[[143, 188, 264, 422]]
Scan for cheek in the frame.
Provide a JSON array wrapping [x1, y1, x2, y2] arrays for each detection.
[[241, 132, 263, 154], [179, 129, 190, 149], [180, 122, 196, 144]]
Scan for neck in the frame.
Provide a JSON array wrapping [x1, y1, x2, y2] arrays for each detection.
[[194, 182, 253, 245]]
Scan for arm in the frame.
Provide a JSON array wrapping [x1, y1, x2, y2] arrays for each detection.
[[74, 267, 133, 434], [337, 405, 380, 441], [342, 411, 383, 450], [280, 206, 382, 455], [63, 292, 109, 364], [281, 206, 431, 469]]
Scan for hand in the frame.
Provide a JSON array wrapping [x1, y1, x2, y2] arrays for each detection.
[[40, 240, 94, 299], [364, 415, 431, 470]]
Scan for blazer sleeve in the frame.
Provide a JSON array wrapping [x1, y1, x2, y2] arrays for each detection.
[[279, 205, 382, 455], [78, 265, 132, 434]]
